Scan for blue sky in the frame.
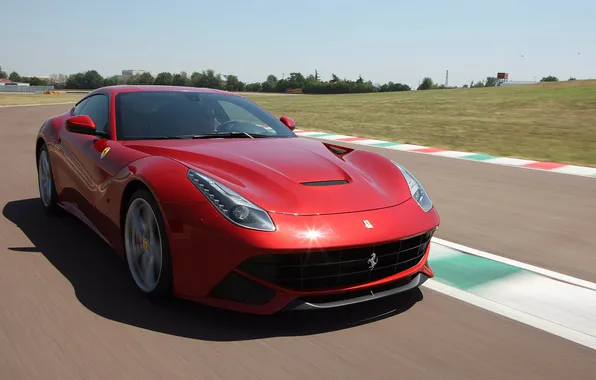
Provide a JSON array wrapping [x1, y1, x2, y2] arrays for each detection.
[[1, 0, 594, 88]]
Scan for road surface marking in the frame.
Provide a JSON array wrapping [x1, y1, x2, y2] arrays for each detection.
[[426, 241, 596, 351], [0, 102, 76, 108]]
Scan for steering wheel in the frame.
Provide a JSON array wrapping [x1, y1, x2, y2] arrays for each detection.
[[215, 120, 239, 133]]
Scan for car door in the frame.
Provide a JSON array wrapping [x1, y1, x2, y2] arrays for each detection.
[[58, 93, 128, 236], [54, 95, 98, 216]]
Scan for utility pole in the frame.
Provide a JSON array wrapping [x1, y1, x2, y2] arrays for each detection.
[[445, 70, 449, 87]]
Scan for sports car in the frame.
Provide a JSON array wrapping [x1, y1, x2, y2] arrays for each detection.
[[35, 85, 440, 314]]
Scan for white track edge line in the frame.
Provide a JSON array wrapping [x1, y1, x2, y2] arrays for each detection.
[[422, 280, 596, 351], [431, 237, 596, 291], [0, 102, 76, 108]]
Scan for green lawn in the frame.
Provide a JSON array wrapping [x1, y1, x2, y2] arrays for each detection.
[[0, 93, 83, 105], [246, 80, 596, 166]]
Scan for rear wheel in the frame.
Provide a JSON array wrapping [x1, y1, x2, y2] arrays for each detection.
[[37, 144, 60, 214], [123, 188, 173, 298]]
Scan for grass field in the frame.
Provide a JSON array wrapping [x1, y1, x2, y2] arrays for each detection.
[[0, 93, 83, 105], [2, 80, 595, 166], [246, 80, 596, 167]]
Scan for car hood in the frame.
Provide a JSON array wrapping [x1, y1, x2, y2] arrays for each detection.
[[123, 137, 412, 215]]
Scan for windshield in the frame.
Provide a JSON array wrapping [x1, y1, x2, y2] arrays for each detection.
[[114, 91, 296, 140]]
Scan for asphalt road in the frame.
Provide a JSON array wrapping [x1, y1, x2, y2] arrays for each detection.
[[0, 104, 595, 379]]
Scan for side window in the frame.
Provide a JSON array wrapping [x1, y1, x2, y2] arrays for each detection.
[[72, 98, 90, 115], [80, 95, 109, 135]]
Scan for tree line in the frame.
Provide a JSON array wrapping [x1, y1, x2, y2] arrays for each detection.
[[1, 68, 567, 93], [3, 68, 411, 94]]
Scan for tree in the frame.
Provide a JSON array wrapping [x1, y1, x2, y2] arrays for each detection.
[[103, 76, 120, 86], [417, 77, 434, 90], [330, 73, 340, 83], [0, 71, 6, 79], [191, 69, 224, 89], [28, 77, 48, 86], [130, 72, 155, 85], [485, 77, 497, 87], [541, 75, 559, 82], [245, 82, 262, 92], [285, 72, 306, 89], [83, 70, 104, 89], [472, 80, 485, 88], [378, 81, 411, 92], [225, 74, 241, 91], [66, 73, 85, 89], [49, 73, 68, 85], [154, 72, 173, 85], [172, 72, 189, 86], [65, 70, 103, 89], [8, 71, 21, 82]]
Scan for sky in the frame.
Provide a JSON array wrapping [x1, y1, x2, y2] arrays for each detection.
[[1, 0, 594, 88]]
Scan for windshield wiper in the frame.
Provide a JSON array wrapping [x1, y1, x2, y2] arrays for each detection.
[[133, 132, 272, 140], [181, 132, 272, 139]]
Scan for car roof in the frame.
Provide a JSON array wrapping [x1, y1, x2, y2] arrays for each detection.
[[88, 85, 239, 97]]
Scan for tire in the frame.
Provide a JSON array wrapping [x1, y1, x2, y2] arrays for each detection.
[[123, 188, 173, 298], [37, 144, 60, 214]]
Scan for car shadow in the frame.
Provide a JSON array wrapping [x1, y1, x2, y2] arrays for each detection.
[[3, 198, 424, 342]]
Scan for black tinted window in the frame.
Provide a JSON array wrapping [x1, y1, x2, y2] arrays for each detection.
[[80, 94, 109, 134], [72, 98, 89, 115], [115, 91, 295, 140]]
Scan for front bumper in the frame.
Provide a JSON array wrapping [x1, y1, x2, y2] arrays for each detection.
[[284, 272, 431, 311], [161, 197, 440, 314]]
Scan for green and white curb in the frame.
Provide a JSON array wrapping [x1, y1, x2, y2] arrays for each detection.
[[294, 130, 596, 179], [425, 239, 596, 350]]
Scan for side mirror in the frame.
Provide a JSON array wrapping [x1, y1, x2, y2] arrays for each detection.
[[66, 115, 96, 135], [280, 116, 296, 131]]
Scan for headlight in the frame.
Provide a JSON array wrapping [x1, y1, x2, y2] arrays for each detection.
[[187, 169, 276, 232], [391, 161, 433, 212]]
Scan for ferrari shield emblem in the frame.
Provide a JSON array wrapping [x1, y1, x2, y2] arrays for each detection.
[[100, 147, 111, 159], [363, 219, 373, 229]]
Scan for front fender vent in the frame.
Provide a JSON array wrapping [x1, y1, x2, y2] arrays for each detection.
[[301, 180, 349, 187]]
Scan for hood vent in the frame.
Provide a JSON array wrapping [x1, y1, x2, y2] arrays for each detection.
[[301, 180, 349, 187]]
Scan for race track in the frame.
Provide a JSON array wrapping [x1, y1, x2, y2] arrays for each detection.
[[1, 104, 595, 379]]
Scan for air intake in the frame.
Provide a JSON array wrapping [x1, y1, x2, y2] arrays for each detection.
[[301, 180, 348, 187]]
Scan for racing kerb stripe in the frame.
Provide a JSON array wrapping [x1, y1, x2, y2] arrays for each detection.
[[293, 129, 596, 179], [426, 242, 596, 350]]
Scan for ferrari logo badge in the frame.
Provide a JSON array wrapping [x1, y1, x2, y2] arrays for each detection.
[[363, 219, 373, 229], [367, 253, 378, 270], [100, 147, 111, 159], [142, 238, 149, 251]]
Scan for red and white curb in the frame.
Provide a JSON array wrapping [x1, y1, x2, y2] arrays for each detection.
[[294, 129, 596, 179]]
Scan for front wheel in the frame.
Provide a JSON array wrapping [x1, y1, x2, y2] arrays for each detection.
[[123, 189, 173, 298], [37, 144, 60, 214]]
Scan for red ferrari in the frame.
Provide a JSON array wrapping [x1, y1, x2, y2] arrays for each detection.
[[36, 85, 440, 314]]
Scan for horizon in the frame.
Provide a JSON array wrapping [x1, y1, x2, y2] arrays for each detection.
[[1, 0, 594, 88]]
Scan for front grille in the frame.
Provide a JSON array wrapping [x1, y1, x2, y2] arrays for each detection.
[[238, 230, 433, 291]]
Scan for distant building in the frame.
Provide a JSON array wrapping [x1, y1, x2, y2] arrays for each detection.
[[117, 69, 158, 83], [0, 78, 30, 87], [121, 69, 147, 76]]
